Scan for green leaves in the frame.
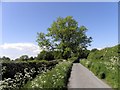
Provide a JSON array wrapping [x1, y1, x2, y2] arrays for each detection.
[[36, 32, 51, 50], [36, 50, 54, 61], [1, 61, 58, 90], [24, 61, 72, 88], [36, 16, 92, 59]]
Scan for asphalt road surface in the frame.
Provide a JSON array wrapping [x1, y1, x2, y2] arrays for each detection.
[[68, 63, 112, 88]]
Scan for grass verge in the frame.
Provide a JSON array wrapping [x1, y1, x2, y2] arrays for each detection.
[[22, 60, 73, 89]]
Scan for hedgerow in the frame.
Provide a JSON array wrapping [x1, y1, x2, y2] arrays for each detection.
[[80, 45, 119, 88], [22, 60, 73, 89], [0, 60, 58, 90]]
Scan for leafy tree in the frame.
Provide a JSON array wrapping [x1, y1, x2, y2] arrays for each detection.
[[0, 56, 10, 62], [91, 48, 99, 52], [80, 49, 90, 59], [19, 55, 29, 61], [29, 56, 34, 60], [36, 16, 92, 59], [36, 50, 54, 61], [53, 51, 63, 59]]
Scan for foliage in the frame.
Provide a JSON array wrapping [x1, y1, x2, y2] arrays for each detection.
[[0, 68, 36, 90], [2, 60, 58, 79], [23, 60, 73, 89], [36, 16, 92, 59], [91, 48, 99, 52], [19, 55, 29, 61], [67, 57, 78, 62], [0, 60, 58, 90], [0, 56, 10, 62], [36, 50, 54, 61], [53, 51, 63, 59], [15, 55, 35, 62], [78, 49, 90, 59], [80, 45, 119, 88], [98, 72, 106, 79]]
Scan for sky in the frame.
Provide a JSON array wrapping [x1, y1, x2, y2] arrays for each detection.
[[0, 2, 118, 59], [1, 0, 119, 2]]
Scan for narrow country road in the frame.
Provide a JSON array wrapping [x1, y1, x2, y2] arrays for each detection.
[[68, 63, 112, 88]]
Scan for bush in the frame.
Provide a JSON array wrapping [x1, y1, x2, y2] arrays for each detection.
[[23, 61, 73, 89], [2, 60, 58, 79], [36, 50, 54, 61], [53, 51, 63, 59], [91, 48, 99, 52], [0, 60, 58, 90], [98, 72, 106, 79], [67, 57, 78, 63]]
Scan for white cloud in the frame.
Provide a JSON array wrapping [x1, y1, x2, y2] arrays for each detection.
[[87, 46, 104, 50], [0, 43, 42, 60]]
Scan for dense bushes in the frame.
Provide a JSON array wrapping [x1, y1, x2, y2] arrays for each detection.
[[36, 50, 55, 61], [80, 45, 119, 88], [23, 60, 73, 89], [2, 60, 58, 79], [36, 50, 74, 61], [0, 57, 76, 90], [98, 72, 106, 79], [0, 60, 58, 90], [53, 51, 63, 59]]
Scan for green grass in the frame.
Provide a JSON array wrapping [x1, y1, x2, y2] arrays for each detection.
[[22, 60, 73, 89], [80, 44, 119, 88]]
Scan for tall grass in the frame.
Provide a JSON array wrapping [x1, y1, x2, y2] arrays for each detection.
[[80, 45, 119, 88]]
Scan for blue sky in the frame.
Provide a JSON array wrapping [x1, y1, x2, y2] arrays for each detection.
[[0, 2, 118, 59]]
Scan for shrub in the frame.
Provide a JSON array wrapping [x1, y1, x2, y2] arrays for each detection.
[[91, 48, 98, 52], [53, 51, 63, 59], [67, 57, 78, 63], [0, 60, 58, 90], [98, 72, 106, 79], [2, 60, 58, 79], [23, 61, 73, 89], [36, 50, 54, 61]]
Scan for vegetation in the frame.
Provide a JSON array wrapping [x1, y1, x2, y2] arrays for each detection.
[[80, 45, 119, 88], [0, 53, 77, 90], [1, 15, 118, 89], [36, 50, 54, 60], [0, 60, 58, 90], [0, 56, 11, 62], [22, 59, 74, 89], [0, 16, 98, 89], [36, 16, 92, 59], [15, 55, 35, 62], [2, 60, 58, 79]]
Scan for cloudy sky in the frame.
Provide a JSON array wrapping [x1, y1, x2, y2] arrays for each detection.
[[0, 2, 118, 59], [0, 43, 42, 59]]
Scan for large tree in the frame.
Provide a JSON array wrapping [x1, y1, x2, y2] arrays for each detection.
[[36, 16, 92, 59]]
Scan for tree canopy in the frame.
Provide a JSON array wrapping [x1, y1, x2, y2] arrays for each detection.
[[36, 16, 92, 59]]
